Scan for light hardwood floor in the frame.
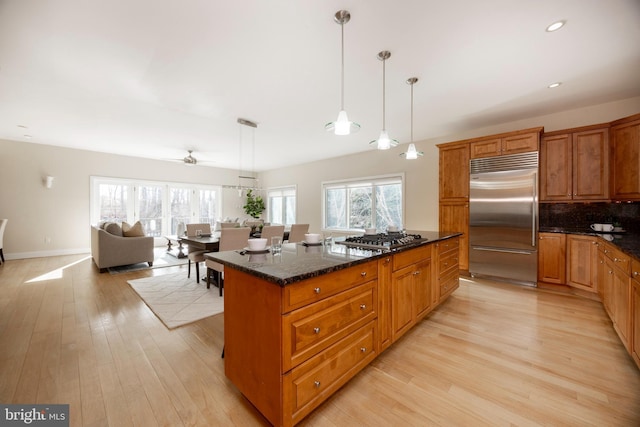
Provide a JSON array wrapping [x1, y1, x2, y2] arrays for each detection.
[[1, 254, 639, 426]]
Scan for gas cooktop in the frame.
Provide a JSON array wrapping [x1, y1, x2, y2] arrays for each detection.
[[337, 232, 426, 251]]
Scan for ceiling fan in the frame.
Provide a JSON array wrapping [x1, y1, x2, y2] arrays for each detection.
[[182, 150, 198, 165]]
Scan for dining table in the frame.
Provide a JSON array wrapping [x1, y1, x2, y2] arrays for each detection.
[[179, 232, 221, 253]]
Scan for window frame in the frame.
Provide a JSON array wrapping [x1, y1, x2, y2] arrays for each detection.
[[321, 173, 405, 232], [267, 185, 297, 226]]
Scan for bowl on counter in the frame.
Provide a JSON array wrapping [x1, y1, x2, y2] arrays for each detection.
[[304, 233, 321, 244], [247, 238, 268, 251], [364, 228, 377, 235]]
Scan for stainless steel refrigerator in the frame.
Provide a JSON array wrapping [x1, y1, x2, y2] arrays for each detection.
[[469, 152, 538, 286]]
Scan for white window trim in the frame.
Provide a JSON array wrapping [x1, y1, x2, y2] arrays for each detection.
[[267, 185, 297, 226]]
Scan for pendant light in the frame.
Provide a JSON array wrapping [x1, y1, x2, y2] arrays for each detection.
[[369, 51, 398, 150], [325, 10, 360, 136], [400, 77, 424, 159]]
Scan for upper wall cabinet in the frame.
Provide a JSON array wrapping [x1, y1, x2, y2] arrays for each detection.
[[469, 128, 541, 159], [540, 125, 609, 202], [611, 114, 640, 201], [437, 142, 469, 202]]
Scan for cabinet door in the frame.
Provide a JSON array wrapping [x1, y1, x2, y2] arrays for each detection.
[[392, 265, 415, 341], [611, 118, 640, 200], [438, 202, 469, 270], [566, 235, 598, 292], [470, 138, 501, 159], [540, 134, 572, 201], [632, 271, 640, 367], [573, 128, 609, 200], [612, 266, 631, 351], [377, 256, 392, 352], [538, 233, 566, 284], [502, 132, 539, 155], [413, 259, 432, 320], [439, 143, 469, 201]]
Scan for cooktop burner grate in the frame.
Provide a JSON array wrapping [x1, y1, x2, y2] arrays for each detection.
[[337, 232, 425, 251]]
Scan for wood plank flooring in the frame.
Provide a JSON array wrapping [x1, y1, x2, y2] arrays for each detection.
[[0, 254, 638, 426]]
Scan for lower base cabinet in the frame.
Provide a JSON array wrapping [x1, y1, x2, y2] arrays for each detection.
[[225, 239, 460, 426], [632, 259, 640, 367]]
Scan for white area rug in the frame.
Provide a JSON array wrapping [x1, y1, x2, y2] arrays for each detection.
[[127, 272, 223, 329], [109, 247, 188, 274]]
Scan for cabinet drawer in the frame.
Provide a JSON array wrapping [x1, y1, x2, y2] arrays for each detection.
[[287, 321, 377, 424], [438, 248, 459, 277], [440, 270, 459, 299], [632, 258, 640, 282], [393, 245, 432, 271], [283, 261, 378, 312], [603, 244, 631, 275], [438, 237, 459, 254], [283, 282, 377, 371]]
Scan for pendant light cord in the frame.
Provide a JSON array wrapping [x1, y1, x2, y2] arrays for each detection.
[[382, 57, 386, 131], [410, 82, 414, 142], [340, 21, 345, 110]]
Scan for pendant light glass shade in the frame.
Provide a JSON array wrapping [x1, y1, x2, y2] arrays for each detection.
[[370, 51, 398, 150], [326, 10, 360, 135], [400, 77, 423, 159]]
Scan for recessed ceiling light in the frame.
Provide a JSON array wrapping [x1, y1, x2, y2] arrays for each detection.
[[17, 124, 28, 129], [546, 20, 566, 32], [24, 134, 33, 138], [548, 82, 562, 88]]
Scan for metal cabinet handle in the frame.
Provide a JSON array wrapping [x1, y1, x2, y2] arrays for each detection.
[[360, 272, 367, 277], [314, 381, 321, 388], [313, 287, 321, 294], [313, 327, 320, 334], [360, 304, 366, 310], [634, 271, 639, 276], [360, 347, 367, 353]]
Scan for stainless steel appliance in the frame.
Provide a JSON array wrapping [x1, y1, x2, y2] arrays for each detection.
[[337, 232, 426, 252], [469, 152, 538, 286]]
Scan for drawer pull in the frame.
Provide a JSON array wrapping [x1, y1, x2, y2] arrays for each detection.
[[313, 287, 321, 294], [360, 304, 366, 310], [360, 272, 367, 277], [413, 270, 421, 275], [360, 347, 367, 353], [313, 327, 320, 334], [634, 271, 639, 276], [314, 380, 321, 388]]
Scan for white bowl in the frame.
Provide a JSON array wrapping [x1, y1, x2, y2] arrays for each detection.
[[387, 226, 399, 232], [364, 228, 377, 235], [304, 233, 321, 244], [247, 238, 267, 251]]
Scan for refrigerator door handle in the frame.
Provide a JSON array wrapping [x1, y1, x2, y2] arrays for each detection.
[[532, 171, 537, 247], [472, 246, 535, 255]]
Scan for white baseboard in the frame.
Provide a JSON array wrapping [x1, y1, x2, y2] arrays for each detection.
[[4, 248, 91, 261]]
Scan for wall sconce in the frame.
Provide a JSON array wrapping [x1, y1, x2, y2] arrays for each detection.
[[43, 175, 54, 189]]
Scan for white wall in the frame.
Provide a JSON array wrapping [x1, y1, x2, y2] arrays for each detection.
[[1, 96, 639, 259]]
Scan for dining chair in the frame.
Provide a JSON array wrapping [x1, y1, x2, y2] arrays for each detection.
[[206, 227, 251, 296], [0, 219, 7, 264], [186, 223, 212, 283], [287, 223, 309, 243], [220, 222, 239, 229], [260, 225, 285, 244]]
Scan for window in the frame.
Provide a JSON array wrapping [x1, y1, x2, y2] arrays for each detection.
[[323, 174, 404, 232], [90, 177, 221, 238], [268, 186, 296, 226]]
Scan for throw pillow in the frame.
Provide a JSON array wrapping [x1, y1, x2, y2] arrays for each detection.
[[104, 222, 123, 236], [122, 221, 145, 237]]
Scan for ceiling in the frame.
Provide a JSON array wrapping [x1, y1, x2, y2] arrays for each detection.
[[1, 0, 639, 172]]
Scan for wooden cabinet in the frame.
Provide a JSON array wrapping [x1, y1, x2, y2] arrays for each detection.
[[438, 142, 469, 202], [538, 232, 566, 285], [566, 234, 599, 293], [469, 128, 540, 159], [391, 245, 433, 342], [438, 202, 469, 271], [611, 115, 640, 201], [377, 255, 393, 352], [436, 237, 460, 303], [631, 259, 640, 368], [540, 126, 609, 201], [600, 241, 632, 353]]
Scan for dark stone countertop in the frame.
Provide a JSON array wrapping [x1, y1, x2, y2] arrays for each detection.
[[539, 226, 640, 261], [205, 231, 461, 286]]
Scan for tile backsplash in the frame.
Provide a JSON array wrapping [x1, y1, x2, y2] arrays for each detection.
[[539, 202, 640, 233]]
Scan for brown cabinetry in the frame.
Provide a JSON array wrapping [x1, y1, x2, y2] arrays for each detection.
[[377, 255, 393, 352], [538, 232, 566, 285], [438, 142, 469, 202], [540, 126, 609, 201], [436, 237, 460, 303], [631, 259, 640, 367], [438, 202, 469, 271], [600, 242, 632, 353], [470, 129, 540, 159], [611, 115, 640, 201], [391, 245, 433, 342], [566, 234, 599, 293]]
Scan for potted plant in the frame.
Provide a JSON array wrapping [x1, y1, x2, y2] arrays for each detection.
[[243, 189, 265, 219]]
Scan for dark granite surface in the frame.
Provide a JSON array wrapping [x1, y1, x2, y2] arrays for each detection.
[[205, 231, 461, 286], [539, 226, 640, 260]]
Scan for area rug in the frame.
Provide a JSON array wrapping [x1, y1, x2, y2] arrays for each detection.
[[109, 247, 188, 274], [127, 272, 223, 329]]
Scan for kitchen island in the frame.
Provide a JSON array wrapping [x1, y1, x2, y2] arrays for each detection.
[[206, 231, 461, 427]]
